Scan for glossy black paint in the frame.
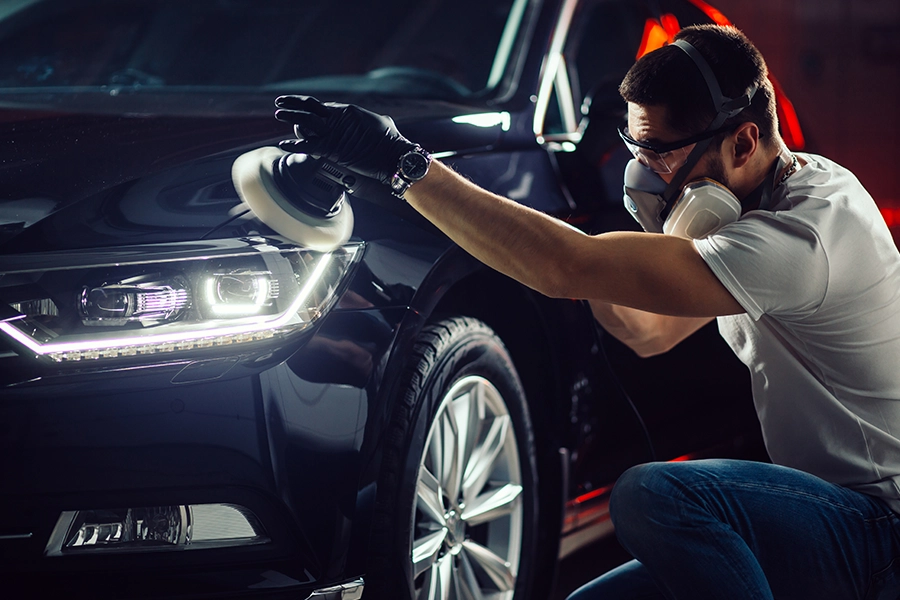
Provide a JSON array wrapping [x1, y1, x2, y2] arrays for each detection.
[[0, 0, 764, 596]]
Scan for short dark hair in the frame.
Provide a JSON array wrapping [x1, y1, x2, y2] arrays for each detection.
[[619, 25, 778, 147]]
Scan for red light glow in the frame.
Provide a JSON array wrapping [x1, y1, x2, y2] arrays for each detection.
[[570, 484, 614, 507], [660, 13, 681, 39], [686, 0, 733, 26], [636, 18, 673, 59], [881, 206, 900, 229]]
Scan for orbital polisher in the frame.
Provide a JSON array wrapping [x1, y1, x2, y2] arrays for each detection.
[[231, 146, 360, 252]]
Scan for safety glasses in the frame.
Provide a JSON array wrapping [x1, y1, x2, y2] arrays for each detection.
[[618, 125, 734, 174]]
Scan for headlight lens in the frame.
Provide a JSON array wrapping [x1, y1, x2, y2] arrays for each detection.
[[0, 238, 362, 362]]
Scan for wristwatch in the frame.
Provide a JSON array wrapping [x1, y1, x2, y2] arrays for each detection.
[[390, 146, 432, 198]]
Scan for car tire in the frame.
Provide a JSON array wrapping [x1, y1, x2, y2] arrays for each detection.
[[368, 317, 539, 600]]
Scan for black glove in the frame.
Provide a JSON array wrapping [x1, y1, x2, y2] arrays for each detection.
[[274, 95, 418, 186]]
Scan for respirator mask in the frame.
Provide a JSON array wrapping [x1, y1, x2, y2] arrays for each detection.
[[622, 39, 763, 240], [624, 160, 743, 240]]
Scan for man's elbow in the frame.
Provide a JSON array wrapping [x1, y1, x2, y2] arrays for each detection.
[[532, 271, 573, 300], [628, 323, 709, 358], [632, 340, 676, 358], [534, 258, 585, 299], [611, 327, 681, 358], [596, 324, 673, 358]]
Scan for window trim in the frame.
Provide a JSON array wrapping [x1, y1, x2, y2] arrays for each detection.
[[533, 0, 583, 147]]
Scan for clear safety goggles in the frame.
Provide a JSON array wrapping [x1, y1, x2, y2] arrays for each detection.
[[618, 125, 732, 175]]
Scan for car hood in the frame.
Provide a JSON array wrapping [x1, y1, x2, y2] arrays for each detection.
[[0, 95, 507, 253]]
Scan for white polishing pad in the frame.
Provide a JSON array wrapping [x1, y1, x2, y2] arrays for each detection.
[[231, 146, 354, 251]]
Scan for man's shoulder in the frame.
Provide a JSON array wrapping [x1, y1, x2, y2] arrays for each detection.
[[768, 153, 871, 221], [785, 153, 865, 197]]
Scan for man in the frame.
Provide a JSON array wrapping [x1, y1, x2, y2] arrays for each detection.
[[274, 24, 900, 600]]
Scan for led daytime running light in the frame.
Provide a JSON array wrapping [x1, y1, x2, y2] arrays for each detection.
[[0, 250, 344, 362]]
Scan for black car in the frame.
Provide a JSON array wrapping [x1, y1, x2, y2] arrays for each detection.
[[0, 1, 803, 598]]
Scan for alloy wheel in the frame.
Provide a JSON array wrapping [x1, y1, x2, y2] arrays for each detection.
[[412, 375, 524, 600]]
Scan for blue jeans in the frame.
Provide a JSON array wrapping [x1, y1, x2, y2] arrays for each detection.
[[566, 459, 900, 600]]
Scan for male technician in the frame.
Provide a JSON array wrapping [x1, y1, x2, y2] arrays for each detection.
[[274, 24, 900, 600]]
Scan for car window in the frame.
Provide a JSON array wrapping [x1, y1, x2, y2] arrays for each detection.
[[544, 85, 566, 137], [538, 0, 651, 142], [565, 0, 650, 109], [543, 57, 580, 139], [0, 0, 530, 102]]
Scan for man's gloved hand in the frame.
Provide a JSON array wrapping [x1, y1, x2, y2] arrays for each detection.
[[274, 95, 418, 186]]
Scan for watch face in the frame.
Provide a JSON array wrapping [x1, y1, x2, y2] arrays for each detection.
[[400, 152, 429, 181]]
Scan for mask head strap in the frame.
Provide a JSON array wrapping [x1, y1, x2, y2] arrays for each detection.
[[671, 40, 758, 129], [658, 40, 759, 215]]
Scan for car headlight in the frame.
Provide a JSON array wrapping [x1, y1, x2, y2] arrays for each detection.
[[0, 238, 362, 362]]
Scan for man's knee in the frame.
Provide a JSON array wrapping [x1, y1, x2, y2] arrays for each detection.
[[610, 461, 705, 538], [612, 462, 669, 510], [611, 460, 737, 547]]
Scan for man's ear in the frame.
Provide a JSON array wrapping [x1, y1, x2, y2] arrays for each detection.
[[729, 122, 759, 169]]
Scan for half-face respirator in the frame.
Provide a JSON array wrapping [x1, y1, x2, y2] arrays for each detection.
[[624, 159, 742, 239], [622, 39, 759, 240]]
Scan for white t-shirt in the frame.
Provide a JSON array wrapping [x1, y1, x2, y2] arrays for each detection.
[[694, 153, 900, 512]]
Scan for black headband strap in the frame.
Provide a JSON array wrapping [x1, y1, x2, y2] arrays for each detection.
[[671, 39, 758, 130]]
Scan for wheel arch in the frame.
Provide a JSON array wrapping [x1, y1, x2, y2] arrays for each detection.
[[430, 268, 563, 450]]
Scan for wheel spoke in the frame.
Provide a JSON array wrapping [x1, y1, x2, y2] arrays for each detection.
[[441, 400, 468, 504], [423, 554, 454, 600], [451, 389, 472, 472], [462, 540, 516, 592], [427, 413, 444, 487], [456, 383, 486, 489], [441, 400, 462, 504], [462, 415, 510, 503], [457, 550, 486, 600], [413, 528, 447, 579], [461, 483, 522, 526], [417, 466, 447, 527]]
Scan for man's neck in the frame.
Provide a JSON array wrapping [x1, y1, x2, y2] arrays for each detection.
[[738, 144, 792, 212]]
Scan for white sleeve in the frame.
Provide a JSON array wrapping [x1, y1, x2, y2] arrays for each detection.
[[693, 212, 828, 321]]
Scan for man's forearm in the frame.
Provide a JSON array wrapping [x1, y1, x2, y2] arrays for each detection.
[[405, 160, 584, 299]]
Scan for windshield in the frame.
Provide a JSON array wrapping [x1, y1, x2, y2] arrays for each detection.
[[0, 0, 531, 110]]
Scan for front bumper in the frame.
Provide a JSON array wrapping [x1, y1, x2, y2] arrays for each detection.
[[0, 308, 389, 597]]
